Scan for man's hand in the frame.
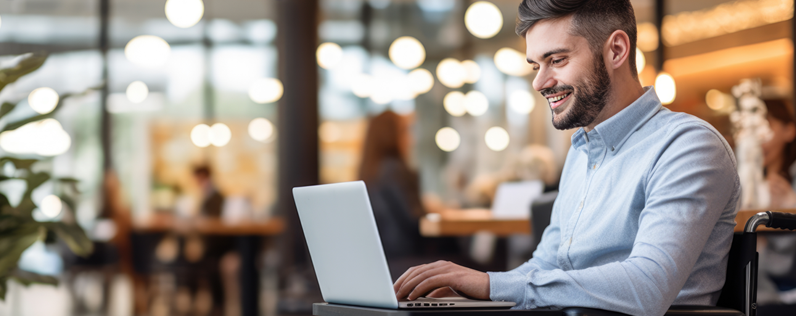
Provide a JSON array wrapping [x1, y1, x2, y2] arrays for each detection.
[[393, 260, 490, 301]]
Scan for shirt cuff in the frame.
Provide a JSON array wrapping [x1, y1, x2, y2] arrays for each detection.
[[487, 270, 528, 306]]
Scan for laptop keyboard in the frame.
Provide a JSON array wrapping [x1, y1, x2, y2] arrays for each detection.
[[405, 302, 454, 307]]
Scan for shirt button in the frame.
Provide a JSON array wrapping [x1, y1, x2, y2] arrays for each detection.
[[568, 237, 572, 245], [593, 164, 598, 169], [578, 201, 583, 209]]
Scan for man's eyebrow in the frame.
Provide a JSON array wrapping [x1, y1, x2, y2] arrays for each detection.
[[526, 48, 571, 64]]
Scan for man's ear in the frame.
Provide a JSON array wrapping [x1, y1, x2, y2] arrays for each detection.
[[604, 30, 631, 72]]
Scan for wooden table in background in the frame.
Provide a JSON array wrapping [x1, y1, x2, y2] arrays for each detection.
[[420, 209, 796, 237], [420, 209, 529, 237], [133, 212, 285, 235]]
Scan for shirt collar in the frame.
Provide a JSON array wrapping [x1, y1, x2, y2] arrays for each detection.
[[571, 86, 662, 152]]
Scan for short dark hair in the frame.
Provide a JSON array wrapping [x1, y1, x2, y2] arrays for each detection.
[[516, 0, 638, 76]]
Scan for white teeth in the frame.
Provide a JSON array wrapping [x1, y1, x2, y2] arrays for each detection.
[[547, 93, 569, 102]]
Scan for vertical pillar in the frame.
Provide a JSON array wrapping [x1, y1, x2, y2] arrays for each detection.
[[792, 0, 796, 113], [276, 0, 319, 273], [99, 0, 111, 171], [654, 0, 664, 72], [203, 21, 215, 121], [238, 236, 261, 316]]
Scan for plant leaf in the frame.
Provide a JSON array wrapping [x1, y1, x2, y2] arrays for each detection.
[[0, 223, 40, 280], [0, 85, 99, 134], [55, 177, 78, 184], [0, 214, 23, 233], [10, 269, 57, 287], [46, 222, 93, 257], [0, 158, 37, 171], [0, 103, 15, 121], [57, 195, 76, 217], [25, 172, 49, 191], [0, 53, 48, 92], [0, 277, 8, 300]]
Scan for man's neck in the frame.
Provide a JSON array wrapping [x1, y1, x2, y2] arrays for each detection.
[[583, 77, 645, 132]]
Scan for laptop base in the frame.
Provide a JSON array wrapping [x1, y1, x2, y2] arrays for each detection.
[[313, 303, 563, 316]]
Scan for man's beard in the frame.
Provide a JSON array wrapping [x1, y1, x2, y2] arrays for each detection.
[[541, 55, 611, 130]]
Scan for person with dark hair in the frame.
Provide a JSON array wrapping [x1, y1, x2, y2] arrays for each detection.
[[393, 1, 740, 314], [359, 110, 424, 259], [762, 100, 796, 208], [758, 99, 796, 304], [193, 165, 224, 217]]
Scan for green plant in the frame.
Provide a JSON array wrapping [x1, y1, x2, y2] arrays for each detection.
[[0, 52, 93, 299]]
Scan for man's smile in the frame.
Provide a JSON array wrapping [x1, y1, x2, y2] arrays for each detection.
[[546, 91, 572, 109]]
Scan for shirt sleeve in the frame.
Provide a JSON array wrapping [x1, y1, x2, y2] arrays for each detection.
[[490, 193, 562, 300], [488, 123, 739, 316]]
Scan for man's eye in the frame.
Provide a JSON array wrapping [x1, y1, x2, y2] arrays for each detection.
[[552, 58, 565, 65], [532, 65, 540, 71]]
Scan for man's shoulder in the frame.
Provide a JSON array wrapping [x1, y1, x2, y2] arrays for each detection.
[[653, 108, 716, 132], [653, 109, 730, 148], [649, 109, 738, 169]]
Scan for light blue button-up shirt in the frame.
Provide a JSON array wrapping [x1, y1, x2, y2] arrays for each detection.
[[488, 87, 741, 315]]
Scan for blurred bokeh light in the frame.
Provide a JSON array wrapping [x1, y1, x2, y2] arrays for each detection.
[[389, 36, 426, 69], [124, 35, 171, 68], [249, 118, 275, 142], [464, 1, 503, 39], [464, 90, 489, 116], [655, 72, 676, 105], [494, 48, 533, 77], [436, 58, 466, 88], [126, 81, 149, 104], [435, 127, 461, 152], [485, 126, 510, 151], [165, 0, 205, 28], [317, 42, 343, 69], [443, 91, 466, 117], [249, 78, 284, 104], [28, 87, 59, 114]]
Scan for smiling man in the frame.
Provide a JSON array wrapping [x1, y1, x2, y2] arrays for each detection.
[[393, 0, 741, 315]]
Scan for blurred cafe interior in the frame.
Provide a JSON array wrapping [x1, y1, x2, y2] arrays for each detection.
[[0, 0, 795, 315]]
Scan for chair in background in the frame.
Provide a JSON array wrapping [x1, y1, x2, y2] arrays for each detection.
[[528, 191, 557, 256]]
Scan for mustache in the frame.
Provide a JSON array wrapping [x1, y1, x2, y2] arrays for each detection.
[[540, 85, 574, 97]]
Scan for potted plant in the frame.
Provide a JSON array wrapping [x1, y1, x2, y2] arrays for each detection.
[[0, 52, 93, 299]]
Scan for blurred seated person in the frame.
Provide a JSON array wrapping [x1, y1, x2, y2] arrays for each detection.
[[763, 99, 796, 208], [193, 165, 224, 217], [758, 99, 796, 304], [465, 144, 558, 208], [190, 165, 239, 314], [359, 110, 425, 259]]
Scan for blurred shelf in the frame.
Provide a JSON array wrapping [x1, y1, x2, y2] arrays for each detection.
[[133, 213, 285, 236]]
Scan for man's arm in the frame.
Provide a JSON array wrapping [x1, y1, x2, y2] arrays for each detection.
[[489, 123, 738, 315]]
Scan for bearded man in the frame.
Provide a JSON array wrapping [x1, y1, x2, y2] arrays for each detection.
[[393, 0, 741, 315]]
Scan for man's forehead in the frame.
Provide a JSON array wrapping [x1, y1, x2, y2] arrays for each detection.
[[524, 16, 581, 61]]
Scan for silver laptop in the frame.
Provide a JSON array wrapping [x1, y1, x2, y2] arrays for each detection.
[[292, 181, 516, 309]]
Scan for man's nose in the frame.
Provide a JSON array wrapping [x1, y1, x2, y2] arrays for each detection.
[[532, 68, 555, 92]]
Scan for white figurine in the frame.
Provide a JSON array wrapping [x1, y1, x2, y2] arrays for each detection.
[[731, 78, 772, 209]]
